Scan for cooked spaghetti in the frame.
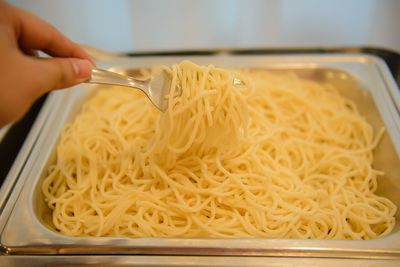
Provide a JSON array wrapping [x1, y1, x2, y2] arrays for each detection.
[[42, 61, 396, 240]]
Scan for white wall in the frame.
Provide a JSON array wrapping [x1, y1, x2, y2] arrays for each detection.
[[7, 0, 400, 53]]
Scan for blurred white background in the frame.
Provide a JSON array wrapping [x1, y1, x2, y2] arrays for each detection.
[[7, 0, 400, 53]]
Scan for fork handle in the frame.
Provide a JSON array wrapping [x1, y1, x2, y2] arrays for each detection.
[[87, 68, 148, 92]]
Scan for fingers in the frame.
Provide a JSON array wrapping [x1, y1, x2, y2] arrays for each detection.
[[0, 53, 93, 128], [0, 2, 96, 127], [5, 1, 95, 65], [26, 57, 93, 95]]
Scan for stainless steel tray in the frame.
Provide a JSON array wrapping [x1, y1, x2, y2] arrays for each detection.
[[1, 54, 400, 261]]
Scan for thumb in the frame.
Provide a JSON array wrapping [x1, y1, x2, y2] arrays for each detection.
[[30, 57, 93, 92]]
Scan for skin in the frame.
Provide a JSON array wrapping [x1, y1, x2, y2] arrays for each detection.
[[0, 1, 95, 127]]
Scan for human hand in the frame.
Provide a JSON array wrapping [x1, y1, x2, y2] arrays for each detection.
[[0, 1, 95, 127]]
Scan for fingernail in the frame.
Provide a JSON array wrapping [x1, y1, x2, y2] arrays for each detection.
[[72, 59, 92, 79]]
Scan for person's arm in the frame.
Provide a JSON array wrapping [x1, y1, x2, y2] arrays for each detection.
[[0, 1, 94, 127]]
